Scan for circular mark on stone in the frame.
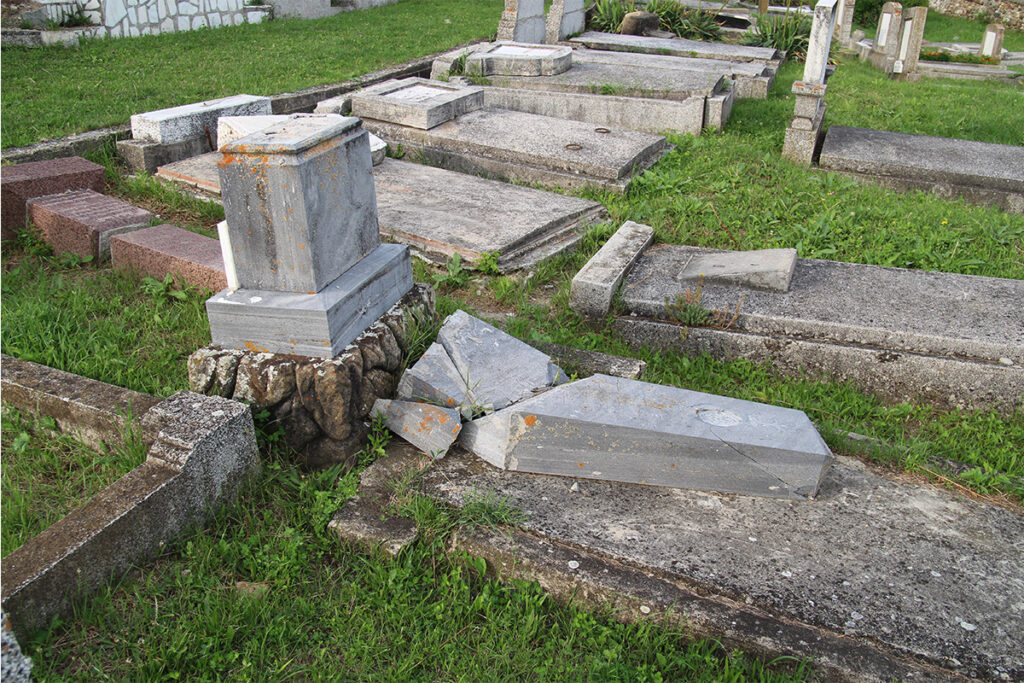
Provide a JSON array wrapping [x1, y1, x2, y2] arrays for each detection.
[[594, 127, 611, 134], [568, 560, 580, 570], [564, 143, 583, 151], [696, 407, 743, 427]]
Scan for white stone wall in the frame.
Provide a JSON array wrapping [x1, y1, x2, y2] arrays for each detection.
[[40, 0, 269, 38]]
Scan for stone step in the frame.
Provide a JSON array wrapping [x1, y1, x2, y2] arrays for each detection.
[[110, 224, 227, 292], [26, 189, 152, 260], [1, 156, 105, 241], [818, 125, 1024, 214]]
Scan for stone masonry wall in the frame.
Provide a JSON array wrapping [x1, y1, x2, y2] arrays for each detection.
[[41, 0, 269, 38], [187, 284, 436, 470], [929, 0, 1024, 30]]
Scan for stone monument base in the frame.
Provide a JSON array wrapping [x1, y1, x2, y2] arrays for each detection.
[[206, 244, 413, 357]]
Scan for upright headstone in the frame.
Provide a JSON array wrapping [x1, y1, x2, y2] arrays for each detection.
[[783, 0, 838, 166], [206, 115, 413, 357], [865, 2, 903, 72], [836, 0, 856, 47], [545, 0, 586, 43], [893, 5, 927, 79], [496, 0, 546, 44], [978, 23, 1004, 60]]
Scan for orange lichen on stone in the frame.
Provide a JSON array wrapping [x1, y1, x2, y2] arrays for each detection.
[[524, 415, 537, 427]]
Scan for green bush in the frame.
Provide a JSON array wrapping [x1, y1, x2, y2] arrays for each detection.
[[590, 0, 635, 32], [743, 11, 811, 56], [645, 0, 723, 41], [854, 0, 928, 28]]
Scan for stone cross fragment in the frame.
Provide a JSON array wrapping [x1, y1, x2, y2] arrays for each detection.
[[978, 23, 1004, 60], [496, 0, 546, 44], [545, 0, 585, 43], [206, 114, 413, 358]]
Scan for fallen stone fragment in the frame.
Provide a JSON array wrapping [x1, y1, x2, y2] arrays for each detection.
[[372, 398, 462, 458], [570, 220, 653, 319], [458, 373, 832, 500], [676, 248, 797, 292], [436, 310, 567, 411], [395, 342, 473, 412]]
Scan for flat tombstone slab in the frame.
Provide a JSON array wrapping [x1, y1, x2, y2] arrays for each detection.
[[219, 115, 381, 293], [458, 373, 833, 500], [465, 42, 573, 76], [0, 156, 105, 240], [571, 31, 780, 63], [351, 78, 484, 129], [110, 224, 227, 292], [677, 248, 797, 292], [27, 189, 153, 259], [130, 94, 272, 144]]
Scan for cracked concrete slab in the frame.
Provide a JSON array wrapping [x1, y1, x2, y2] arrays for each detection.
[[417, 448, 1024, 680], [458, 373, 833, 500]]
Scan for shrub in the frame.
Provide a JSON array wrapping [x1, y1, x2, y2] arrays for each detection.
[[743, 11, 812, 57], [590, 0, 636, 32]]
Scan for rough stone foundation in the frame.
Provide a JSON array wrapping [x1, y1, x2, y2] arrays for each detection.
[[187, 284, 436, 469], [930, 0, 1024, 30]]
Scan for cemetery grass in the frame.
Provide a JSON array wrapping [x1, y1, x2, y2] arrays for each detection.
[[0, 0, 503, 149], [0, 407, 147, 558]]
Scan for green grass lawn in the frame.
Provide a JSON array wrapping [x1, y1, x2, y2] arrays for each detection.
[[2, 2, 1023, 679]]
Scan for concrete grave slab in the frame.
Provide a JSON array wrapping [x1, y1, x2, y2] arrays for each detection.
[[436, 309, 567, 411], [27, 189, 152, 260], [571, 31, 781, 63], [417, 448, 1024, 680], [218, 116, 381, 292], [915, 59, 1020, 81], [130, 94, 271, 145], [481, 59, 725, 101], [614, 241, 1024, 413], [675, 248, 797, 292], [571, 47, 776, 99], [155, 153, 606, 271], [819, 126, 1024, 214], [205, 243, 413, 358], [479, 86, 707, 136], [0, 156, 105, 241], [351, 78, 484, 130], [464, 42, 573, 76], [372, 399, 462, 457], [458, 373, 833, 499], [570, 220, 653, 319], [361, 107, 670, 193]]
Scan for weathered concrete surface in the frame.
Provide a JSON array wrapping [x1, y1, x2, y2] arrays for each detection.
[[572, 47, 775, 99], [155, 153, 606, 271], [372, 398, 462, 457], [351, 78, 484, 129], [916, 59, 1020, 82], [464, 42, 573, 76], [130, 94, 271, 145], [482, 59, 725, 101], [419, 448, 1024, 680], [675, 247, 797, 292], [819, 126, 1024, 214], [0, 355, 160, 451], [570, 219, 653, 319], [571, 31, 781, 63], [458, 373, 834, 500], [205, 243, 413, 358], [361, 107, 670, 193], [614, 244, 1024, 414], [622, 244, 1024, 366], [479, 85, 706, 136], [436, 310, 566, 411], [2, 392, 259, 637]]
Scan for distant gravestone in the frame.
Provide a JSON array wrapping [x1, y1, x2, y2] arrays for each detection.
[[206, 115, 412, 357], [893, 5, 927, 79], [865, 1, 903, 72], [978, 23, 1004, 59], [545, 0, 585, 43], [496, 0, 546, 44], [836, 0, 856, 46]]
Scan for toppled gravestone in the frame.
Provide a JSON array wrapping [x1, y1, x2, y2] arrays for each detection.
[[383, 310, 833, 499], [371, 399, 462, 458]]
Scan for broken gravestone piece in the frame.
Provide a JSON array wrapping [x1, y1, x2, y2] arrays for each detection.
[[372, 399, 462, 458], [436, 310, 567, 411], [458, 373, 833, 500], [351, 78, 484, 130], [676, 247, 797, 292], [395, 341, 473, 414]]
